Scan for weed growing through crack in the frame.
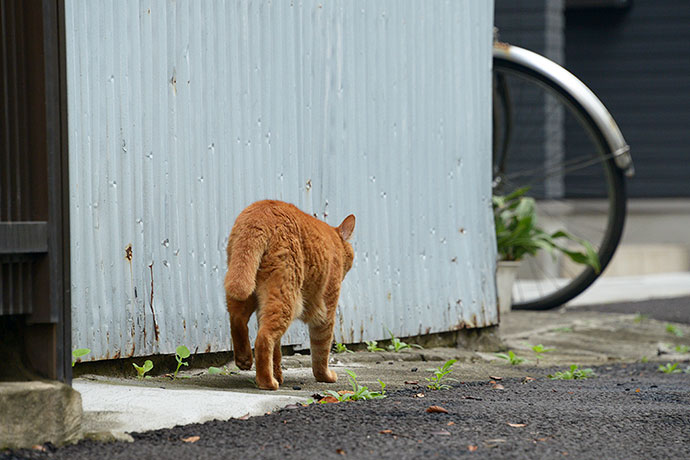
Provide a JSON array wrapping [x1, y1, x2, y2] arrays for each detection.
[[132, 360, 153, 379], [71, 348, 91, 367], [208, 366, 238, 375], [322, 370, 387, 402], [530, 344, 555, 365], [665, 324, 683, 337], [658, 363, 681, 374], [633, 313, 649, 323], [386, 329, 423, 352], [495, 350, 526, 365], [174, 345, 191, 379], [334, 342, 354, 354], [425, 359, 457, 390], [673, 344, 690, 354], [366, 340, 386, 352], [548, 364, 594, 380]]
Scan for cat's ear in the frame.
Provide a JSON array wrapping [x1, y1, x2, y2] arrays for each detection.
[[337, 214, 355, 241]]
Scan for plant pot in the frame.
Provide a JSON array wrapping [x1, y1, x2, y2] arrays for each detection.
[[496, 260, 521, 315]]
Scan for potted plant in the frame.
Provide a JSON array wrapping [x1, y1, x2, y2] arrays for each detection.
[[493, 188, 600, 313]]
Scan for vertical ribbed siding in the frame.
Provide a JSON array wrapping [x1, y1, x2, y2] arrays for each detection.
[[66, 0, 496, 361], [566, 1, 690, 198], [1, 1, 35, 316]]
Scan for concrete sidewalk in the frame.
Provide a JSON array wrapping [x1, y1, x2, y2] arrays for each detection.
[[74, 296, 690, 438]]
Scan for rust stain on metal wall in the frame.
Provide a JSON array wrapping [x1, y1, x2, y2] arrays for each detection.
[[149, 262, 160, 342]]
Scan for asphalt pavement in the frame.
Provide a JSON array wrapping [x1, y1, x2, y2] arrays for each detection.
[[2, 295, 689, 460]]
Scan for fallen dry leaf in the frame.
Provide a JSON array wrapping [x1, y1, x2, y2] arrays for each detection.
[[468, 445, 478, 452], [182, 436, 200, 443], [489, 380, 496, 384], [404, 380, 419, 385], [489, 375, 503, 381], [507, 423, 526, 428], [31, 445, 47, 452], [415, 393, 425, 398], [238, 413, 251, 420], [426, 405, 449, 414], [447, 421, 456, 426], [337, 390, 354, 396], [483, 438, 507, 448], [492, 384, 505, 390], [635, 388, 641, 393], [379, 430, 393, 435], [523, 376, 535, 383], [320, 396, 340, 404], [336, 448, 346, 455]]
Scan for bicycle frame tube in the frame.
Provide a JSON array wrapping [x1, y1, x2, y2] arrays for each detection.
[[493, 43, 634, 177]]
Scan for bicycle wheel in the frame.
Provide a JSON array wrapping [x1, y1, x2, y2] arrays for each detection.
[[492, 45, 628, 310]]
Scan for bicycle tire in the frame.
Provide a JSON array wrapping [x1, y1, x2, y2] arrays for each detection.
[[493, 45, 628, 310]]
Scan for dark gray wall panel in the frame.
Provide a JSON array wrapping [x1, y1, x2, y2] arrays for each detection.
[[566, 1, 690, 197]]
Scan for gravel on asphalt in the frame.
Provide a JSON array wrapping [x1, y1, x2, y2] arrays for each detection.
[[3, 361, 689, 460]]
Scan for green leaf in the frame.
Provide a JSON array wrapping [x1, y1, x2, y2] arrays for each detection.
[[208, 366, 223, 375], [72, 348, 91, 358], [176, 345, 191, 359]]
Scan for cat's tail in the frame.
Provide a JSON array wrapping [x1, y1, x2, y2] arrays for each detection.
[[224, 230, 267, 301]]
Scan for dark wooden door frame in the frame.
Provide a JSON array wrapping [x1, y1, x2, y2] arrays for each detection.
[[0, 0, 70, 383]]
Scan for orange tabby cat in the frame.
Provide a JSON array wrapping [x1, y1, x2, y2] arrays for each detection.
[[224, 200, 355, 390]]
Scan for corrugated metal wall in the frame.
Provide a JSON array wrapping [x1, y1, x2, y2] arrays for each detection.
[[65, 0, 496, 361]]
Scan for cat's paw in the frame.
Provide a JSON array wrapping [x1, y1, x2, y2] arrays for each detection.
[[256, 376, 280, 391], [314, 369, 337, 383], [235, 355, 253, 371]]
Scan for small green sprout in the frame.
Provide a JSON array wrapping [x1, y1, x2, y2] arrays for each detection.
[[633, 313, 649, 323], [673, 344, 690, 354], [132, 360, 153, 379], [548, 365, 594, 380], [386, 329, 423, 352], [658, 363, 681, 374], [334, 342, 354, 354], [641, 356, 649, 363], [666, 324, 684, 337], [425, 359, 457, 390], [322, 370, 387, 402], [495, 350, 526, 365], [72, 348, 91, 367], [365, 340, 386, 352], [174, 345, 191, 379], [208, 365, 238, 375], [530, 344, 555, 365], [551, 326, 573, 333]]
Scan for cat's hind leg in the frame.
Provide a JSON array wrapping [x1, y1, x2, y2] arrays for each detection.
[[227, 293, 257, 370], [254, 275, 298, 390]]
